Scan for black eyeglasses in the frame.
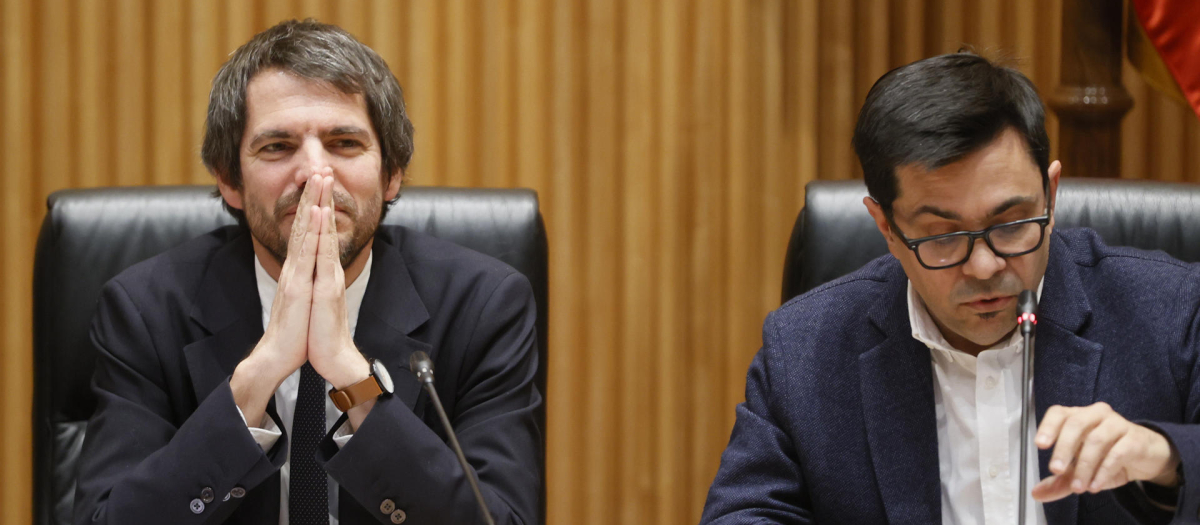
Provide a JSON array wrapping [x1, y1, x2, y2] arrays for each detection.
[[887, 213, 1051, 270]]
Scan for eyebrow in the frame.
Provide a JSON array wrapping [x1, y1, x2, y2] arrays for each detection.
[[247, 126, 371, 150], [247, 129, 293, 150], [328, 126, 369, 137], [910, 194, 1040, 222]]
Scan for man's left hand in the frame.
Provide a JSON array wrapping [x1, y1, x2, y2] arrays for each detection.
[[1031, 402, 1179, 502]]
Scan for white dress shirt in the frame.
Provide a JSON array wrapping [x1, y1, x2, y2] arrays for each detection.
[[235, 252, 373, 525], [908, 279, 1047, 525]]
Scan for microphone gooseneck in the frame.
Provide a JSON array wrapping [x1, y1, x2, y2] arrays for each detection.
[[1016, 289, 1038, 525], [407, 351, 496, 525]]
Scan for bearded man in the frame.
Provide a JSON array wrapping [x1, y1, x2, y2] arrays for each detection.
[[74, 20, 541, 525]]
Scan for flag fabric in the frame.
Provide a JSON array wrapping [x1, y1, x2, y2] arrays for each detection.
[[1130, 0, 1200, 120]]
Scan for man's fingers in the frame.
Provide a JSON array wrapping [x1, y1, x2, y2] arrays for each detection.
[[1049, 406, 1109, 475], [1031, 472, 1074, 503], [318, 171, 333, 208], [1071, 417, 1125, 493], [315, 205, 341, 286], [1091, 435, 1134, 492], [292, 204, 321, 279], [287, 174, 321, 257], [1036, 405, 1071, 450]]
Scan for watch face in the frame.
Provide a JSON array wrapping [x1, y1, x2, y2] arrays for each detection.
[[372, 359, 395, 394]]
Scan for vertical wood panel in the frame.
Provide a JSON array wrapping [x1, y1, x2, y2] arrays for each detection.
[[652, 2, 687, 522], [583, 1, 620, 523], [6, 3, 1200, 525], [617, 2, 655, 521], [151, 0, 187, 186], [547, 0, 586, 522], [2, 0, 35, 522], [114, 0, 148, 186]]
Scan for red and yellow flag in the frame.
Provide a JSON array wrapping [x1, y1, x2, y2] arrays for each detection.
[[1129, 0, 1200, 120]]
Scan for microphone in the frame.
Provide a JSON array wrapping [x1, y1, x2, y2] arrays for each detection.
[[1016, 289, 1038, 525], [408, 351, 495, 525]]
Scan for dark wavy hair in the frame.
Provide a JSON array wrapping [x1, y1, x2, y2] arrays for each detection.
[[853, 52, 1049, 214], [201, 19, 414, 224]]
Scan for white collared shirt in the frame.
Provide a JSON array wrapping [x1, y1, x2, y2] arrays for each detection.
[[237, 252, 373, 525], [907, 279, 1047, 525]]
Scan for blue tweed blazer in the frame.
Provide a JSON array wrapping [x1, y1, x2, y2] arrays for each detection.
[[701, 228, 1200, 524]]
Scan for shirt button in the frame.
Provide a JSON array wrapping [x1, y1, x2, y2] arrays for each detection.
[[200, 487, 215, 503], [390, 509, 407, 524], [381, 499, 396, 514], [190, 498, 205, 514], [230, 486, 246, 499], [989, 466, 999, 478], [985, 376, 997, 389]]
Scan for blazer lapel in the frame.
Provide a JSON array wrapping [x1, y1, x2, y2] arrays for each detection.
[[353, 229, 432, 414], [1030, 233, 1103, 525], [182, 230, 265, 406], [859, 270, 943, 525]]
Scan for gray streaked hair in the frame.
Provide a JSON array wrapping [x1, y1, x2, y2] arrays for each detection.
[[201, 19, 414, 223]]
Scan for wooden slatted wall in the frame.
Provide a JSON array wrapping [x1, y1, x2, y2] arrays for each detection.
[[4, 1, 1200, 524]]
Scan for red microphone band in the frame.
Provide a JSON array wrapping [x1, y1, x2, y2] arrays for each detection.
[[1017, 312, 1037, 326]]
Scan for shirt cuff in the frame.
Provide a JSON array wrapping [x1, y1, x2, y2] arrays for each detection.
[[236, 405, 282, 451], [332, 420, 354, 449]]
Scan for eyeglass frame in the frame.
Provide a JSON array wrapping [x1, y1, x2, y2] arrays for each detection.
[[885, 209, 1052, 270]]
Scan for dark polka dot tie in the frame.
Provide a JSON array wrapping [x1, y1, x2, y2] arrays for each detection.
[[290, 362, 329, 524]]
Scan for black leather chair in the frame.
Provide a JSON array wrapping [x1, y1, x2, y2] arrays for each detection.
[[33, 186, 549, 525], [783, 178, 1200, 302]]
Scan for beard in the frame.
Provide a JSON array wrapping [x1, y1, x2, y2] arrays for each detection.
[[245, 184, 382, 269]]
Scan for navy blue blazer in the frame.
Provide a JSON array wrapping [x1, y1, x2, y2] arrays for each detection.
[[74, 225, 542, 525], [701, 228, 1200, 524]]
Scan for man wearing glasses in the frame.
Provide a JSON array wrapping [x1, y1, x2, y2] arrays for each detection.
[[701, 53, 1199, 524]]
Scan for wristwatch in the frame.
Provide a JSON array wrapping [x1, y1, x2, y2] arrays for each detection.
[[328, 358, 394, 411]]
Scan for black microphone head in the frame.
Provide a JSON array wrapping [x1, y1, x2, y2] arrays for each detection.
[[1017, 289, 1037, 315], [409, 351, 434, 384]]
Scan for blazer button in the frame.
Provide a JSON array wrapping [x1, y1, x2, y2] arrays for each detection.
[[380, 498, 396, 514], [223, 492, 231, 502], [189, 498, 205, 514], [390, 509, 407, 524], [230, 486, 246, 498], [200, 487, 215, 503]]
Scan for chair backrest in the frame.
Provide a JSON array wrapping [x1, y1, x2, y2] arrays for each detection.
[[783, 178, 1200, 302], [33, 185, 548, 525]]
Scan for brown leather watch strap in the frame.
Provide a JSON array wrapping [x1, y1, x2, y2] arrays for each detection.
[[328, 375, 383, 412]]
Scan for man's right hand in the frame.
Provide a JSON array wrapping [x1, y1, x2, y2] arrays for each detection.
[[230, 171, 328, 428]]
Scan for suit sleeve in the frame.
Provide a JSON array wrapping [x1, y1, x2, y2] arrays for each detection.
[[74, 279, 285, 525], [1126, 266, 1200, 523], [317, 270, 542, 525], [699, 311, 814, 524]]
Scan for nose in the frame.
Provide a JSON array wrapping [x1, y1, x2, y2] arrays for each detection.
[[960, 237, 1005, 280], [293, 138, 334, 184]]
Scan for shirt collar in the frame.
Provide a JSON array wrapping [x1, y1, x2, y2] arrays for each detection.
[[907, 276, 1044, 361]]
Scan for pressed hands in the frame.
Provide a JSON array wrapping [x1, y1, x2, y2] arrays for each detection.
[[231, 169, 375, 434]]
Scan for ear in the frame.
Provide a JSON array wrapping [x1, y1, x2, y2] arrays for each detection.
[[384, 168, 404, 201], [215, 173, 245, 210], [864, 196, 894, 242], [863, 196, 908, 261], [1046, 160, 1061, 234]]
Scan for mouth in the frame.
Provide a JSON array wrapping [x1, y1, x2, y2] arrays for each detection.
[[962, 294, 1016, 313]]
